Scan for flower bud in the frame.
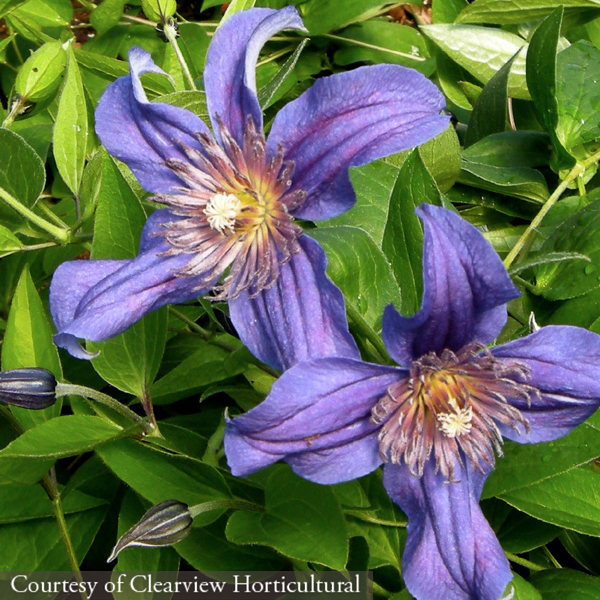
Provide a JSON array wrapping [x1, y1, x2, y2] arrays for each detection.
[[0, 368, 57, 409], [108, 500, 192, 562]]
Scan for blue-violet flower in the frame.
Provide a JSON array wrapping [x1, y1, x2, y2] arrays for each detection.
[[225, 204, 600, 600], [49, 7, 449, 369]]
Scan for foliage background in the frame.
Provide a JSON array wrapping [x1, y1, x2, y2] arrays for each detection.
[[1, 0, 600, 597]]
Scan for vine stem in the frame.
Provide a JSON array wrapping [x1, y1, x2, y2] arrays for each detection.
[[504, 147, 600, 269], [346, 302, 391, 364], [163, 18, 197, 91], [323, 33, 426, 62], [55, 383, 155, 435], [41, 470, 89, 600], [189, 499, 264, 517], [505, 551, 547, 572], [0, 187, 70, 243]]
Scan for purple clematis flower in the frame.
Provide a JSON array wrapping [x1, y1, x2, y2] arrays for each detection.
[[49, 6, 449, 368], [224, 204, 600, 600]]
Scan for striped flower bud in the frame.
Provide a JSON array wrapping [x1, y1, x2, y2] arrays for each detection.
[[108, 500, 192, 562], [0, 368, 57, 409]]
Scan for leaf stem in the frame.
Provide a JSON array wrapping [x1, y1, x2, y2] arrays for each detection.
[[345, 510, 407, 527], [163, 18, 197, 91], [0, 187, 70, 243], [504, 147, 600, 269], [55, 383, 155, 435], [505, 551, 547, 572]]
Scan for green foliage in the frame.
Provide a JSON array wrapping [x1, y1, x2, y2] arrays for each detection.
[[0, 2, 599, 597]]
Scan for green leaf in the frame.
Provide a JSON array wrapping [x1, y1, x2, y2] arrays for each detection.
[[320, 161, 400, 247], [0, 485, 106, 524], [0, 0, 28, 19], [301, 0, 385, 35], [462, 131, 552, 168], [258, 38, 309, 108], [156, 90, 208, 118], [91, 150, 147, 260], [53, 43, 89, 197], [382, 150, 441, 316], [333, 21, 433, 74], [89, 0, 127, 36], [0, 224, 23, 258], [221, 0, 255, 25], [459, 160, 549, 204], [14, 40, 66, 102], [432, 0, 468, 23], [89, 309, 168, 397], [141, 0, 176, 22], [534, 200, 600, 300], [456, 0, 600, 26], [511, 573, 543, 600], [226, 465, 349, 570], [561, 530, 600, 574], [151, 339, 249, 404], [0, 129, 45, 225], [177, 517, 285, 571], [0, 415, 123, 459], [526, 5, 576, 170], [0, 507, 107, 570], [97, 438, 231, 525], [501, 466, 600, 536], [420, 24, 530, 99], [556, 41, 600, 158], [2, 266, 62, 428], [494, 506, 559, 553], [309, 226, 401, 332], [530, 569, 600, 600], [465, 52, 517, 147], [483, 414, 600, 499]]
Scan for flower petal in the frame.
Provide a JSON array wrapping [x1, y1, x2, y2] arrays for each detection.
[[384, 461, 512, 600], [204, 7, 305, 145], [382, 204, 520, 366], [267, 65, 449, 221], [229, 234, 360, 371], [50, 212, 213, 358], [224, 357, 399, 480], [95, 47, 209, 194], [493, 326, 600, 443]]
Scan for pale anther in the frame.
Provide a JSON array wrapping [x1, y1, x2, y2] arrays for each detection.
[[437, 405, 473, 438], [204, 193, 241, 234]]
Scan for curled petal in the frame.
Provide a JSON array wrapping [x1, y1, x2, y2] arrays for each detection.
[[267, 65, 449, 220], [383, 204, 520, 366], [224, 357, 399, 480], [204, 7, 305, 145], [95, 47, 209, 194], [50, 212, 213, 359], [493, 326, 600, 443], [384, 461, 512, 600], [229, 235, 360, 371]]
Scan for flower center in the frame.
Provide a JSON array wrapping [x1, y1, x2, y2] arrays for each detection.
[[371, 342, 533, 481], [204, 193, 241, 234], [154, 115, 306, 299]]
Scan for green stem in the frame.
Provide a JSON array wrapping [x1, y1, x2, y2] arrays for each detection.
[[345, 510, 407, 527], [256, 45, 295, 67], [189, 499, 264, 517], [163, 18, 197, 91], [0, 187, 70, 243], [202, 419, 225, 467], [543, 546, 562, 569], [505, 552, 547, 572], [42, 470, 88, 600], [39, 201, 70, 229], [55, 383, 155, 435], [346, 302, 391, 364], [323, 33, 426, 62], [504, 147, 600, 269]]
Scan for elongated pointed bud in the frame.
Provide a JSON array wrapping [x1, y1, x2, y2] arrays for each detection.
[[108, 500, 192, 562], [0, 368, 57, 409]]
